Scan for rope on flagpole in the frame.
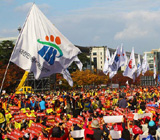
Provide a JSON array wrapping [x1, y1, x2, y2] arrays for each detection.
[[0, 61, 11, 94]]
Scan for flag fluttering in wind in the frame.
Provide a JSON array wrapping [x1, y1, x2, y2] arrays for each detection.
[[119, 44, 128, 67], [123, 48, 137, 79], [109, 50, 117, 78], [103, 48, 110, 75], [153, 55, 156, 79], [109, 45, 127, 79], [142, 53, 149, 75], [10, 4, 82, 86], [137, 54, 142, 77], [109, 46, 121, 72], [62, 69, 73, 87], [74, 56, 83, 71]]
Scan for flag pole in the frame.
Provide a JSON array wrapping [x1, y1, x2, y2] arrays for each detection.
[[0, 4, 35, 94], [0, 61, 11, 94]]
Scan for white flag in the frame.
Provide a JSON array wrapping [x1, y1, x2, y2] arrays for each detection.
[[109, 70, 117, 79], [123, 48, 137, 79], [126, 80, 129, 85], [109, 45, 127, 72], [62, 69, 73, 87], [154, 55, 156, 79], [103, 48, 110, 75], [10, 4, 81, 81], [74, 56, 83, 71], [142, 53, 149, 75], [109, 52, 117, 79], [119, 44, 128, 67], [109, 46, 120, 72], [137, 54, 142, 77]]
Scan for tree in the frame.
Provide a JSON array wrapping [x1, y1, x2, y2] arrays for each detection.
[[71, 70, 109, 88], [0, 40, 14, 64], [0, 40, 24, 92]]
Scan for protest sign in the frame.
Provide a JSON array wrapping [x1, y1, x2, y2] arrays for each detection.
[[70, 129, 84, 138], [110, 130, 121, 139], [103, 115, 123, 123]]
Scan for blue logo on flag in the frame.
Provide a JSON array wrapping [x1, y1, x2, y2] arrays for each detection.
[[37, 35, 63, 65]]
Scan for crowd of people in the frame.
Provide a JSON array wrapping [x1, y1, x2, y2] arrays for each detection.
[[0, 86, 160, 140]]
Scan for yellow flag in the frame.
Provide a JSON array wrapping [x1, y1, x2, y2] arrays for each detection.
[[46, 108, 53, 114], [15, 122, 21, 129], [6, 113, 12, 122], [0, 113, 5, 123], [28, 120, 33, 127]]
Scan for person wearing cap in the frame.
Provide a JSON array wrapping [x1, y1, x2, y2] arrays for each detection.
[[143, 120, 160, 139], [91, 119, 104, 140]]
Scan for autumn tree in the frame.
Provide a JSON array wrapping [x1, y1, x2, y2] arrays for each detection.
[[0, 40, 24, 92], [71, 70, 109, 88]]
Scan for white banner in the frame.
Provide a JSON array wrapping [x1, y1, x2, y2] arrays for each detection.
[[70, 129, 84, 138], [110, 130, 121, 139]]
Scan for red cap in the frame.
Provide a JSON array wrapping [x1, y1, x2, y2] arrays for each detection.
[[132, 125, 143, 135]]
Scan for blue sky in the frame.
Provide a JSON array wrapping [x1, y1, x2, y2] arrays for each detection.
[[1, 0, 160, 54]]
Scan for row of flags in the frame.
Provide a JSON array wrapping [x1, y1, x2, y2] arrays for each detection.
[[5, 4, 158, 87], [103, 45, 156, 81]]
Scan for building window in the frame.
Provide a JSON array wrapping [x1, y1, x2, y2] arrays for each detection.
[[101, 61, 102, 64], [93, 52, 97, 56], [100, 52, 102, 55], [101, 57, 102, 60], [101, 66, 102, 69], [93, 57, 97, 69], [148, 60, 153, 63], [149, 64, 153, 68]]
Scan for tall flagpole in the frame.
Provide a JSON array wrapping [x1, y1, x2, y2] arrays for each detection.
[[0, 26, 22, 94], [0, 62, 11, 94]]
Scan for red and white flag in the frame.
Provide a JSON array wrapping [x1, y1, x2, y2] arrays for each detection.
[[123, 48, 137, 79]]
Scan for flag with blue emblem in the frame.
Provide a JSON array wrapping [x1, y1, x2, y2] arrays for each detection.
[[10, 4, 81, 86]]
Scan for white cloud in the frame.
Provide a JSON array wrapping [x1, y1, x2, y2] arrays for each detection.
[[15, 3, 50, 13], [93, 36, 100, 42], [2, 0, 14, 3], [0, 29, 18, 37], [5, 0, 160, 54], [114, 25, 148, 40], [15, 2, 33, 12]]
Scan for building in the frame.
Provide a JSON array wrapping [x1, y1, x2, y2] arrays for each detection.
[[144, 49, 160, 72]]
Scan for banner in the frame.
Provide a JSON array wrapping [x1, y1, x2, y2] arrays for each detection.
[[103, 115, 123, 123]]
